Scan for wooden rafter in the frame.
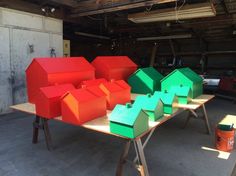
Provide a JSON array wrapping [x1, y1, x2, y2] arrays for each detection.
[[70, 0, 176, 17], [48, 0, 79, 7]]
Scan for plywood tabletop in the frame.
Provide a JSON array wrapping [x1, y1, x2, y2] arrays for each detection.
[[10, 94, 214, 139], [10, 102, 173, 139]]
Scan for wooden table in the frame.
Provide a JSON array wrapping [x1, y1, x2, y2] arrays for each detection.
[[11, 94, 214, 176]]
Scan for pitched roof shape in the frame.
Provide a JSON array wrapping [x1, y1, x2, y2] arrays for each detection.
[[153, 91, 176, 105], [161, 67, 202, 83], [26, 57, 95, 73], [109, 104, 144, 126], [133, 94, 162, 111]]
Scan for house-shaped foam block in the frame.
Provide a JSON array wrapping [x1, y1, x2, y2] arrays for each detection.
[[26, 57, 95, 103], [91, 56, 137, 81], [109, 103, 149, 138], [99, 80, 131, 110], [35, 84, 75, 119], [61, 86, 107, 125], [170, 86, 191, 104], [161, 67, 203, 98], [128, 67, 164, 94], [79, 78, 108, 88], [153, 91, 178, 114], [133, 94, 164, 121]]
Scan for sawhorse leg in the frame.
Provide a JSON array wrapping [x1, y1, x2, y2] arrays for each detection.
[[116, 129, 155, 176], [116, 140, 131, 176], [134, 139, 150, 176], [202, 104, 211, 134], [32, 115, 53, 150], [183, 104, 211, 134]]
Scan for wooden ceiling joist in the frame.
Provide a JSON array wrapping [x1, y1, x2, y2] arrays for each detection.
[[70, 0, 176, 17], [48, 0, 79, 7]]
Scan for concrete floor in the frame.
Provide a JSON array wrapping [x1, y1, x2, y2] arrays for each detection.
[[0, 97, 235, 176]]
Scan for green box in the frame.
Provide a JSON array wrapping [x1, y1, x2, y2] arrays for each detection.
[[161, 68, 203, 99], [133, 94, 164, 121], [170, 86, 191, 104], [109, 104, 149, 138], [128, 67, 164, 94], [153, 91, 178, 114]]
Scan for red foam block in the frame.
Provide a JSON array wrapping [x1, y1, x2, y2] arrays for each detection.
[[61, 86, 107, 125], [91, 56, 137, 81], [35, 84, 75, 119], [26, 57, 95, 103]]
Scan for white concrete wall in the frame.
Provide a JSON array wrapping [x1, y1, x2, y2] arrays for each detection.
[[0, 7, 63, 114]]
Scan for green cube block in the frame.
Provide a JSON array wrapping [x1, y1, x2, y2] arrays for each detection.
[[128, 67, 164, 94], [170, 86, 191, 104], [109, 104, 149, 138], [133, 94, 164, 121], [153, 91, 178, 114], [161, 67, 203, 98]]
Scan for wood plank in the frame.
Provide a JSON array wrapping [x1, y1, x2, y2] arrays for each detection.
[[48, 0, 78, 7], [219, 115, 236, 129], [70, 0, 176, 17]]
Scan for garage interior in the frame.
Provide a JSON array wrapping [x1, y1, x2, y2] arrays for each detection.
[[0, 0, 236, 176]]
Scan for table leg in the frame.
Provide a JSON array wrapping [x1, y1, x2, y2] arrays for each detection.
[[32, 115, 40, 144], [202, 104, 211, 134], [42, 118, 53, 150], [133, 128, 155, 163], [116, 140, 131, 176], [134, 139, 150, 176], [183, 111, 192, 129]]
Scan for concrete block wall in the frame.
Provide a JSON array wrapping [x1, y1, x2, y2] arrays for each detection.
[[0, 7, 63, 114]]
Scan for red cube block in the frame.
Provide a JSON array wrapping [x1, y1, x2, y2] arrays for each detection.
[[91, 56, 137, 81], [61, 86, 107, 125], [78, 78, 108, 88], [35, 84, 75, 119], [99, 80, 131, 110], [26, 57, 95, 103]]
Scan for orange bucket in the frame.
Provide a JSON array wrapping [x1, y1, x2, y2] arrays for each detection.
[[215, 127, 235, 152]]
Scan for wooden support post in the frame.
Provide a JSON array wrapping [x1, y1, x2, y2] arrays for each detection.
[[150, 43, 157, 67]]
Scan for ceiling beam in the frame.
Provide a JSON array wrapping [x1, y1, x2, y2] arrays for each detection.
[[70, 0, 176, 17], [0, 0, 82, 24], [48, 0, 78, 7]]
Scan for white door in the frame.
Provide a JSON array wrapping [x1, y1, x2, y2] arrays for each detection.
[[0, 27, 12, 113], [11, 29, 50, 104]]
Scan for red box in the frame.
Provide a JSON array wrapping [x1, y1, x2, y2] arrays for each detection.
[[26, 57, 95, 103], [78, 78, 108, 88], [99, 80, 131, 110], [91, 56, 137, 81], [35, 84, 75, 119], [61, 86, 107, 125]]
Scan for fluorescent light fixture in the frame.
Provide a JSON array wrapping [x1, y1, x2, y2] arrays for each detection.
[[137, 34, 192, 41], [75, 32, 110, 40], [233, 30, 236, 35], [128, 2, 216, 23]]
